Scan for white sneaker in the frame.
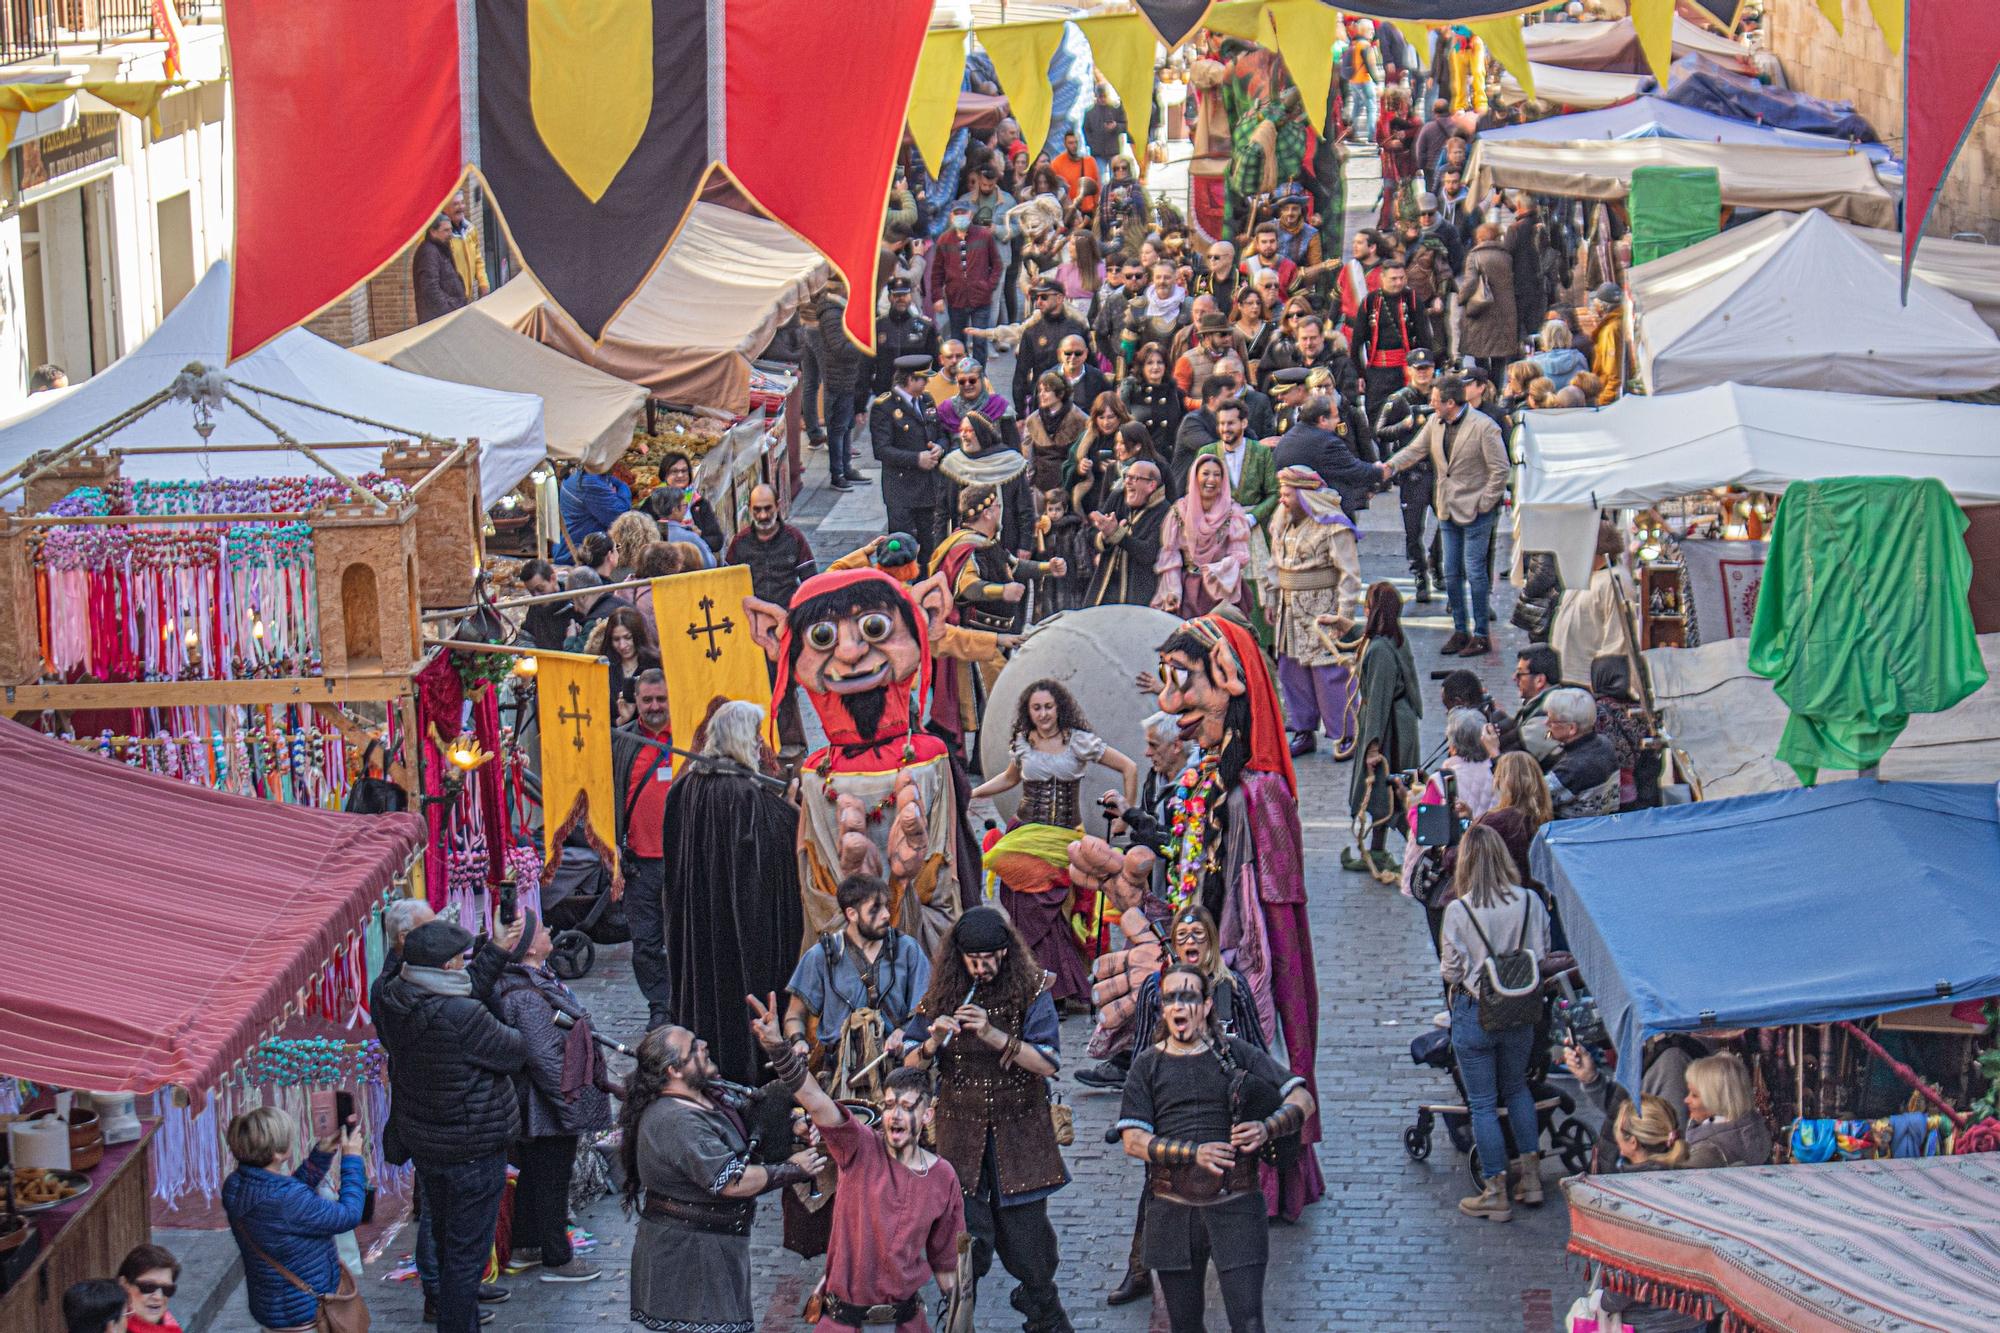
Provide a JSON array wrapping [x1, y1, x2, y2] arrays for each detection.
[[1432, 1010, 1450, 1028]]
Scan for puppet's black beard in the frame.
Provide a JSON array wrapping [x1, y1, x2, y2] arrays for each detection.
[[846, 686, 888, 740]]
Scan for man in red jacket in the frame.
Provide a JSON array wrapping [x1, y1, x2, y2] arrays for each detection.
[[927, 201, 1003, 360]]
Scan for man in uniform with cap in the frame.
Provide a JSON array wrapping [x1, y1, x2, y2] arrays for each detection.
[[1011, 279, 1091, 416], [1372, 349, 1444, 603], [1348, 257, 1433, 419], [905, 906, 1072, 1333], [874, 276, 942, 396], [1267, 365, 1313, 437], [871, 355, 948, 568]]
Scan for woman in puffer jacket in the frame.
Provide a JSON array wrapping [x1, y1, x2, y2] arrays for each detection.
[[222, 1107, 369, 1332]]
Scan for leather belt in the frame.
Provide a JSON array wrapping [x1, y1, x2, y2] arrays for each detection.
[[1146, 1156, 1260, 1205], [640, 1191, 755, 1236], [822, 1293, 922, 1326]]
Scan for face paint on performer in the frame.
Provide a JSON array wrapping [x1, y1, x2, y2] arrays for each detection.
[[1172, 920, 1212, 967], [881, 1086, 934, 1151], [1160, 983, 1213, 1043], [845, 892, 892, 942]]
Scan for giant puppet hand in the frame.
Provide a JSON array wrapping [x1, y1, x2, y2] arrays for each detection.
[[1067, 835, 1154, 913], [836, 792, 883, 879], [886, 769, 929, 883]]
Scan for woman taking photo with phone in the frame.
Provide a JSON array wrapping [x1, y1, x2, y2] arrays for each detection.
[[221, 1106, 371, 1333]]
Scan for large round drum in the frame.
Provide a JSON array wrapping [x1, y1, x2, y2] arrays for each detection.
[[977, 605, 1182, 824]]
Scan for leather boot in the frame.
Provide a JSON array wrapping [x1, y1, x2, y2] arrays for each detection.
[[1107, 1266, 1150, 1306], [1412, 568, 1433, 603], [1511, 1152, 1544, 1206], [1459, 1173, 1513, 1221]]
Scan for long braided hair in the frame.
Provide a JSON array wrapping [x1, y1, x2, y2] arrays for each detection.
[[617, 1028, 687, 1215]]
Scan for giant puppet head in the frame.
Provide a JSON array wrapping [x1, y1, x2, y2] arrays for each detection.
[[1154, 612, 1296, 795], [745, 569, 950, 753]]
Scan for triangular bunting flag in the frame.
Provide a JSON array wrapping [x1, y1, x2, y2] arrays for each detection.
[[1202, 0, 1270, 43], [1902, 0, 2000, 294], [1866, 0, 1904, 53], [1630, 0, 1675, 87], [1134, 0, 1214, 48], [82, 80, 178, 135], [1815, 0, 1844, 36], [1266, 0, 1343, 136], [981, 19, 1071, 155], [0, 83, 78, 155], [907, 28, 970, 175], [1469, 18, 1532, 103], [1081, 13, 1161, 146]]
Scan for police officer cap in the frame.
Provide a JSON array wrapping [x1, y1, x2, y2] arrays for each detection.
[[1407, 349, 1434, 369], [887, 277, 915, 294], [1031, 277, 1064, 297], [893, 353, 933, 374], [1271, 366, 1311, 386]]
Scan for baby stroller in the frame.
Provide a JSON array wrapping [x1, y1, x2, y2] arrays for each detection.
[[541, 844, 629, 980], [1403, 992, 1595, 1186]]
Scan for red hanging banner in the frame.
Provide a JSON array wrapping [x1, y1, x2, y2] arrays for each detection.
[[1902, 0, 2000, 294]]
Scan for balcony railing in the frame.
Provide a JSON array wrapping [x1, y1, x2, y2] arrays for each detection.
[[1, 0, 218, 65]]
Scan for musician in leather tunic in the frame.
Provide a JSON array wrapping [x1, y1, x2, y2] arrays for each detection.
[[904, 907, 1073, 1333]]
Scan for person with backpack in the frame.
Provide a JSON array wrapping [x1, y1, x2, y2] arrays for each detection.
[[1438, 823, 1550, 1223]]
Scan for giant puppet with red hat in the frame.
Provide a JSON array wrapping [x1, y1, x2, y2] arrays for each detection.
[[745, 569, 970, 960]]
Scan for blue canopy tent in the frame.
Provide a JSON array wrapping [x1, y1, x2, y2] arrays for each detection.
[[1532, 780, 2000, 1095], [1653, 53, 1879, 144], [1480, 95, 1895, 164]]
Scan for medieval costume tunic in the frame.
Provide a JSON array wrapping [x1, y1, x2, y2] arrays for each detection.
[[631, 1095, 761, 1333], [930, 515, 1058, 743], [984, 730, 1109, 1005], [1159, 616, 1325, 1220], [1345, 621, 1423, 839], [816, 1109, 965, 1333], [1115, 1038, 1304, 1300], [939, 429, 1033, 558], [906, 973, 1069, 1332], [1153, 457, 1252, 620], [1087, 486, 1169, 608], [662, 756, 804, 1085], [1263, 469, 1364, 744]]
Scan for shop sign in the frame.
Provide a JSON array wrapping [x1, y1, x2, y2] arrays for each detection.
[[13, 113, 123, 200]]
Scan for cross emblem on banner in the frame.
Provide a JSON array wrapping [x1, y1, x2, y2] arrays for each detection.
[[686, 595, 735, 662], [559, 680, 593, 751]]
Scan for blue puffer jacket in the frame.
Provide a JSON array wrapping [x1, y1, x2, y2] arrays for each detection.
[[222, 1150, 368, 1329]]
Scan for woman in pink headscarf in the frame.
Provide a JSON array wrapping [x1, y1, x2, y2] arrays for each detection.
[[1152, 452, 1251, 619]]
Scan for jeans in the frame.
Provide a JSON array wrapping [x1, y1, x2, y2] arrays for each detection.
[[622, 854, 671, 1027], [1398, 471, 1441, 576], [1449, 993, 1539, 1179], [1348, 80, 1379, 140], [1439, 506, 1499, 636], [824, 386, 857, 484], [416, 1152, 509, 1333], [947, 305, 989, 365], [514, 1135, 578, 1267], [412, 1176, 439, 1294], [799, 325, 826, 440]]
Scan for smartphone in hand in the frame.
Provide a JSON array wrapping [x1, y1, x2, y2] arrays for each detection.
[[309, 1089, 338, 1141]]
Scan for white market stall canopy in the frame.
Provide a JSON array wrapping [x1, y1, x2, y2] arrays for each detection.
[[356, 306, 646, 474], [1515, 384, 2000, 585], [1632, 209, 2000, 339], [1646, 633, 2000, 799], [1630, 209, 2000, 397], [1469, 137, 1898, 228], [477, 202, 831, 413], [1496, 63, 1653, 111], [0, 264, 546, 510], [1479, 95, 1896, 163]]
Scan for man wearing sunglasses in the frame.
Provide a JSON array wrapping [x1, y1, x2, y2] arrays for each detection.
[[1056, 334, 1110, 412]]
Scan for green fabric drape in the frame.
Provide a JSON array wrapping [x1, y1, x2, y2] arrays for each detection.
[[1747, 476, 1987, 786]]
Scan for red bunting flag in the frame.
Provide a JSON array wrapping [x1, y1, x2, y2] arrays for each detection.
[[1902, 0, 2000, 295]]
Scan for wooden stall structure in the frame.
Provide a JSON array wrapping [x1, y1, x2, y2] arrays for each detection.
[[0, 1128, 159, 1333]]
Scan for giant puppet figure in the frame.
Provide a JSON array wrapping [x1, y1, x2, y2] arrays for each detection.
[[1070, 611, 1325, 1219], [746, 569, 966, 959]]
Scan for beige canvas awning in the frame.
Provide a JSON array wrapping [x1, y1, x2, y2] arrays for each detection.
[[356, 306, 646, 472], [1469, 137, 1898, 228], [476, 202, 831, 413]]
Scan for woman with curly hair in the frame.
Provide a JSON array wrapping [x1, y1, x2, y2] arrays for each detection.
[[973, 680, 1138, 1003]]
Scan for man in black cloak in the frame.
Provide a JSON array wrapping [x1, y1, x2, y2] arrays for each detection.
[[661, 698, 805, 1084]]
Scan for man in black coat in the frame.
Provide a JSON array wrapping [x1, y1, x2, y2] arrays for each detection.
[[1273, 395, 1384, 519], [870, 279, 941, 396], [871, 354, 948, 568], [1372, 350, 1444, 602], [375, 917, 532, 1333], [1085, 457, 1169, 606], [1348, 259, 1434, 419], [1170, 371, 1235, 486], [1260, 313, 1359, 408], [1056, 332, 1111, 411], [1011, 279, 1091, 413], [412, 215, 468, 324]]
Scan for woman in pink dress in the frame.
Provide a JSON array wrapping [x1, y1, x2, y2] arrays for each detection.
[[1152, 453, 1252, 619]]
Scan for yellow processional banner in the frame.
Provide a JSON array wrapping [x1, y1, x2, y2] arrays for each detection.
[[535, 650, 617, 874], [650, 564, 772, 769]]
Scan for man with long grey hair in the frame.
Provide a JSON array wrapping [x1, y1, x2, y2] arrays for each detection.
[[661, 700, 805, 1082]]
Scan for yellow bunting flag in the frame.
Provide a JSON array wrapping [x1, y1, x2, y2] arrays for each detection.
[[1470, 18, 1533, 103], [82, 81, 177, 136], [1266, 0, 1343, 136], [908, 28, 970, 175], [535, 650, 618, 875], [1865, 0, 1903, 53], [1630, 0, 1675, 87], [650, 563, 772, 770], [1201, 1, 1270, 43], [980, 19, 1070, 152], [1815, 0, 1845, 36], [0, 84, 79, 155], [1081, 13, 1160, 145], [527, 0, 652, 203]]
